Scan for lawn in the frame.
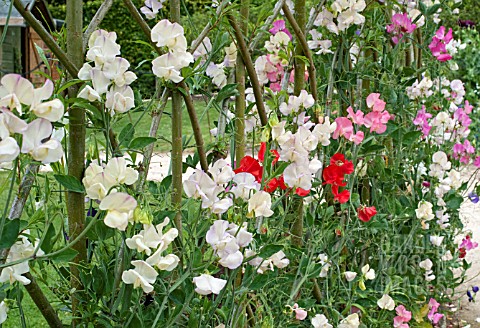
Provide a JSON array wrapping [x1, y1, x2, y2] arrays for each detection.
[[89, 97, 220, 153]]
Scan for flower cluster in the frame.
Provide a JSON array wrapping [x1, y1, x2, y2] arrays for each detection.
[[151, 19, 193, 83], [78, 30, 137, 115], [0, 74, 64, 164], [393, 305, 412, 328], [122, 218, 179, 293], [83, 157, 139, 230], [140, 0, 165, 19], [312, 0, 366, 34], [429, 26, 454, 62], [0, 231, 44, 285], [323, 153, 354, 203]]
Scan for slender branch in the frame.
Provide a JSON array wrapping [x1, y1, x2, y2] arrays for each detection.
[[170, 0, 183, 239], [12, 0, 78, 77], [227, 14, 268, 127], [82, 0, 115, 52], [248, 0, 286, 52], [282, 3, 318, 104], [180, 81, 209, 172], [190, 0, 230, 54], [137, 88, 170, 191], [23, 273, 63, 327], [234, 0, 249, 166], [9, 164, 39, 220]]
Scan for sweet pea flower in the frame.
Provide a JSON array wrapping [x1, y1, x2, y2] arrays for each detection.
[[430, 235, 444, 246], [311, 314, 333, 328], [151, 19, 186, 52], [291, 303, 307, 320], [0, 301, 7, 324], [338, 313, 360, 328], [429, 26, 453, 62], [247, 250, 290, 274], [193, 274, 227, 295], [386, 13, 417, 45], [393, 305, 412, 327], [0, 74, 34, 112], [21, 118, 63, 164], [0, 118, 20, 163], [427, 298, 444, 324], [121, 260, 158, 293], [361, 264, 375, 280], [269, 20, 292, 39], [344, 271, 358, 281], [140, 0, 164, 19], [248, 191, 274, 217], [99, 192, 137, 230], [377, 294, 395, 311], [357, 205, 377, 222]]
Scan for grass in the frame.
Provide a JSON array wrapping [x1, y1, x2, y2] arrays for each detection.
[[88, 98, 220, 153]]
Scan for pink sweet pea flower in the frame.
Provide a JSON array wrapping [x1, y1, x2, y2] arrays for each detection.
[[427, 298, 444, 324], [386, 13, 417, 44], [464, 100, 473, 114], [364, 111, 390, 134], [269, 20, 292, 39], [429, 26, 454, 62], [292, 303, 308, 320], [475, 156, 480, 168], [347, 106, 365, 125], [333, 117, 354, 140], [366, 93, 386, 112], [350, 131, 364, 145]]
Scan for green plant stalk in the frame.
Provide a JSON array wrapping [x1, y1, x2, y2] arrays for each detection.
[[234, 0, 249, 166], [66, 0, 86, 325], [290, 0, 306, 249], [170, 0, 183, 238], [227, 14, 268, 127]]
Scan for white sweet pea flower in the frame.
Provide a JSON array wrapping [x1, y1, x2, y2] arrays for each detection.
[[105, 85, 135, 114], [31, 99, 64, 122], [86, 30, 121, 65], [415, 200, 434, 224], [361, 264, 375, 280], [193, 274, 227, 295], [0, 120, 20, 163], [0, 262, 31, 285], [151, 19, 188, 53], [183, 169, 223, 209], [313, 116, 337, 146], [78, 85, 101, 102], [429, 151, 451, 178], [99, 192, 137, 230], [210, 159, 235, 185], [231, 172, 260, 200], [104, 157, 138, 185], [430, 235, 444, 246], [0, 301, 7, 324], [121, 260, 158, 293], [150, 253, 180, 271], [102, 57, 137, 86], [90, 68, 111, 95], [311, 314, 333, 328], [283, 162, 312, 191], [248, 191, 274, 217], [0, 74, 34, 109], [140, 0, 164, 19], [313, 7, 338, 34], [344, 271, 357, 281], [377, 294, 395, 310], [223, 42, 237, 67], [152, 53, 184, 83], [419, 258, 433, 271], [338, 313, 360, 328], [21, 118, 63, 164], [206, 63, 227, 89], [192, 36, 212, 61]]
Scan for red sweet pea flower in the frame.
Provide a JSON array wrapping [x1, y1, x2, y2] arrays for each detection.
[[258, 142, 280, 165], [329, 153, 354, 175], [358, 205, 377, 222], [333, 189, 350, 204], [295, 188, 310, 197], [264, 175, 288, 193], [234, 156, 263, 182]]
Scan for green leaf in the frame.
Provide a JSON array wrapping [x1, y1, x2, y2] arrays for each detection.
[[216, 83, 239, 103], [402, 131, 422, 146], [40, 224, 56, 253], [446, 194, 463, 210], [129, 137, 156, 150], [0, 219, 20, 249], [257, 244, 284, 259], [54, 175, 85, 193], [34, 43, 51, 73], [427, 3, 441, 15], [118, 123, 135, 147], [249, 272, 276, 290], [50, 248, 78, 263]]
